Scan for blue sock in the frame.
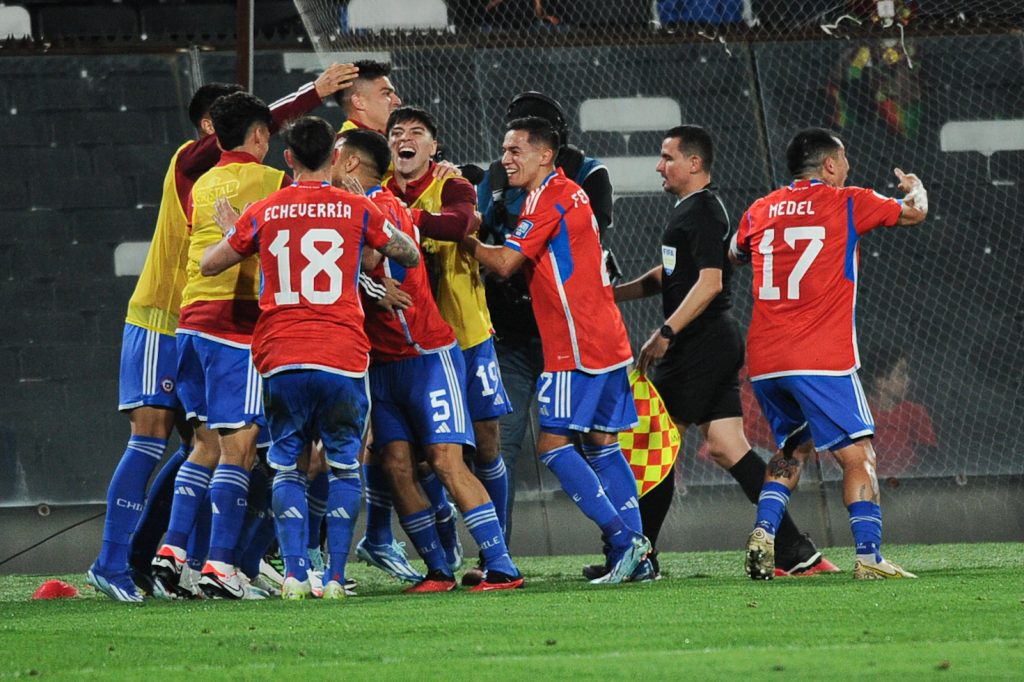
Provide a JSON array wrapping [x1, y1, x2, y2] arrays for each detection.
[[363, 462, 394, 545], [325, 470, 362, 585], [234, 462, 270, 562], [239, 507, 274, 580], [582, 442, 642, 535], [272, 469, 309, 582], [97, 435, 166, 573], [306, 471, 329, 553], [398, 508, 448, 574], [848, 501, 883, 560], [420, 471, 457, 557], [463, 502, 517, 576], [187, 492, 211, 571], [754, 481, 792, 536], [207, 464, 250, 566], [239, 473, 276, 579], [475, 457, 509, 536], [540, 443, 631, 551], [130, 443, 187, 573], [164, 461, 212, 550]]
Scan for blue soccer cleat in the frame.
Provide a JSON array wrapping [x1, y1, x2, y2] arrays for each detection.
[[355, 537, 425, 583], [86, 565, 144, 604], [591, 533, 651, 585]]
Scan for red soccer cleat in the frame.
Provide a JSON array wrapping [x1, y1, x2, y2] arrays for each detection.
[[403, 569, 457, 594], [775, 555, 842, 577], [469, 570, 525, 592]]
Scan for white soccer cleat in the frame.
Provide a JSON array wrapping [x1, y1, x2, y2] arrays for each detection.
[[237, 572, 269, 600], [281, 577, 313, 600], [198, 561, 246, 600], [259, 558, 285, 589], [321, 580, 349, 600], [251, 573, 282, 597], [308, 569, 324, 598], [853, 557, 918, 580], [745, 528, 775, 581]]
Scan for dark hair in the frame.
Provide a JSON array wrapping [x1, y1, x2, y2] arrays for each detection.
[[188, 82, 244, 129], [862, 346, 907, 389], [786, 127, 843, 178], [337, 128, 391, 180], [507, 116, 560, 153], [386, 105, 438, 139], [665, 125, 714, 173], [507, 91, 568, 146], [332, 60, 393, 109], [282, 116, 336, 172], [210, 92, 273, 151]]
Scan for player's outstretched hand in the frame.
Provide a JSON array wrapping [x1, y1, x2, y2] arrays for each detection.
[[377, 277, 413, 315], [895, 167, 928, 213], [432, 160, 463, 181], [338, 174, 365, 195], [213, 197, 241, 236], [315, 63, 360, 98], [894, 167, 921, 194]]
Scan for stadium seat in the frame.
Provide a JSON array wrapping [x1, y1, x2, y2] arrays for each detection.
[[51, 111, 160, 145], [0, 114, 53, 146], [602, 157, 664, 194], [579, 97, 680, 133], [72, 208, 156, 245], [29, 176, 132, 211], [0, 180, 30, 211], [38, 4, 139, 40], [346, 0, 448, 31], [140, 4, 236, 41], [0, 4, 30, 39], [576, 131, 628, 158]]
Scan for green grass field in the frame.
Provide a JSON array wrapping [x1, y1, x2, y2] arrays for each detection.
[[1, 543, 1022, 680]]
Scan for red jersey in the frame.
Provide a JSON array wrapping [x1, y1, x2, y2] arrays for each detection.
[[504, 168, 632, 373], [227, 181, 392, 377], [733, 179, 902, 379], [872, 401, 937, 477], [360, 186, 456, 364]]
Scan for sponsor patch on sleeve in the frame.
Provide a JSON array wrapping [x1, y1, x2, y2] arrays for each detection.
[[513, 219, 534, 239]]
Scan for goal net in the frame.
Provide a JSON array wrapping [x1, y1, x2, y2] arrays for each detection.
[[290, 0, 1024, 544]]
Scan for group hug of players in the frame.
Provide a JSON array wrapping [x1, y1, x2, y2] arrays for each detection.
[[87, 57, 929, 602]]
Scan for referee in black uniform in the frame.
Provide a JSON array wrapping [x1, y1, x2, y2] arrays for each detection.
[[611, 125, 837, 577]]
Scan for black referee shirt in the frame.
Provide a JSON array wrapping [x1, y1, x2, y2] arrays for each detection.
[[660, 183, 733, 338]]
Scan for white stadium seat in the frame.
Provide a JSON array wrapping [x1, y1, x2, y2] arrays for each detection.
[[601, 156, 663, 194], [0, 4, 31, 39], [346, 0, 448, 31], [579, 97, 680, 133]]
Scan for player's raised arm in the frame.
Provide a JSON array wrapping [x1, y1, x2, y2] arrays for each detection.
[[894, 168, 928, 226]]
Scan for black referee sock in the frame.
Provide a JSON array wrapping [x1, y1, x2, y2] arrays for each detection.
[[727, 450, 800, 551], [638, 471, 674, 549]]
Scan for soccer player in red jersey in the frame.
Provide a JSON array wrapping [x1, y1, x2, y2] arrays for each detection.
[[200, 116, 419, 599], [335, 129, 523, 592], [89, 67, 358, 603], [731, 127, 927, 580], [463, 117, 651, 584]]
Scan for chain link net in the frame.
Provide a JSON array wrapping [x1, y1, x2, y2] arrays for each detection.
[[289, 0, 1023, 495]]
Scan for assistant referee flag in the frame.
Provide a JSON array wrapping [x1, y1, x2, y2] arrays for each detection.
[[618, 370, 681, 497]]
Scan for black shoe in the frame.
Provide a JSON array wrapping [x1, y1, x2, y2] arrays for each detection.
[[461, 551, 485, 587], [582, 562, 609, 581], [131, 567, 155, 597], [774, 532, 819, 572]]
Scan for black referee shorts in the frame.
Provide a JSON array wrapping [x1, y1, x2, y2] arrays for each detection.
[[650, 315, 744, 427]]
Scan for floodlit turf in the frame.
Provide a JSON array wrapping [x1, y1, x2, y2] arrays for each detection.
[[1, 543, 1022, 680]]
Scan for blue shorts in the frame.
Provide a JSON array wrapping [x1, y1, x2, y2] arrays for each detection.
[[118, 323, 181, 411], [176, 332, 266, 432], [462, 337, 513, 422], [369, 345, 475, 450], [263, 370, 369, 472], [536, 366, 639, 435], [752, 372, 875, 452]]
